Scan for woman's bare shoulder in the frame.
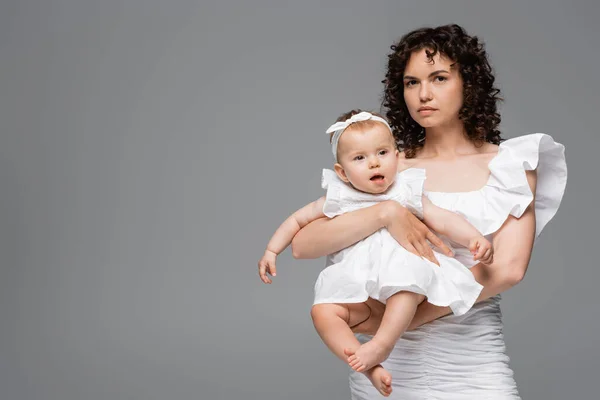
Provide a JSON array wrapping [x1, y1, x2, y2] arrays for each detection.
[[398, 151, 422, 172], [397, 151, 422, 172], [480, 142, 500, 154], [477, 143, 501, 164]]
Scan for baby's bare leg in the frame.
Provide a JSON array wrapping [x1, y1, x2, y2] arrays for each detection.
[[350, 297, 386, 335], [311, 303, 393, 397], [310, 303, 369, 362], [347, 292, 425, 372]]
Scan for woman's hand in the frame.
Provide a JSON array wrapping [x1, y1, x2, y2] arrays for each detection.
[[382, 201, 453, 265]]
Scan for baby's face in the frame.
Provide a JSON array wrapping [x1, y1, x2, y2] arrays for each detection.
[[334, 123, 399, 194]]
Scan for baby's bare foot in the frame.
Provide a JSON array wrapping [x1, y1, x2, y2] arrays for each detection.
[[346, 339, 393, 372], [363, 365, 392, 397]]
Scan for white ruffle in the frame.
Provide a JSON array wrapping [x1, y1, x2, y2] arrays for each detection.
[[494, 133, 567, 237], [425, 133, 566, 238], [315, 230, 483, 315], [398, 168, 427, 220], [321, 168, 427, 219]]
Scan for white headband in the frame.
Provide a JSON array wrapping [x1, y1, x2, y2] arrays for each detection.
[[325, 111, 393, 160]]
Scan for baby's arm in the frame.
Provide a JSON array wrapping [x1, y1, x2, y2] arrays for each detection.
[[422, 196, 493, 264], [258, 196, 326, 283]]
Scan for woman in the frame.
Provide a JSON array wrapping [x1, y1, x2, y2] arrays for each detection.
[[292, 24, 567, 399]]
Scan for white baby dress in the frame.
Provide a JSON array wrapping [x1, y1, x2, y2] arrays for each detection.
[[313, 168, 484, 316]]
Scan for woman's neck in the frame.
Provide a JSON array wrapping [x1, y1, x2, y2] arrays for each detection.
[[420, 120, 476, 158]]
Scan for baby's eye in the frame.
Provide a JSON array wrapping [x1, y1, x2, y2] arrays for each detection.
[[378, 150, 388, 156], [354, 155, 365, 161]]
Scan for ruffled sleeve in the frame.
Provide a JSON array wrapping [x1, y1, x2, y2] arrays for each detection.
[[321, 169, 347, 218], [483, 133, 567, 237], [396, 168, 426, 220], [320, 168, 427, 219], [320, 168, 386, 218]]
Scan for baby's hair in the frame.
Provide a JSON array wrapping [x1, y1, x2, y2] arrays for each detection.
[[329, 109, 389, 144]]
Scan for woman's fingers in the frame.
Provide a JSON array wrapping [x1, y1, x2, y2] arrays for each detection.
[[414, 239, 439, 265], [385, 206, 442, 264], [426, 230, 453, 256], [402, 241, 420, 257], [422, 247, 439, 265], [405, 238, 438, 266]]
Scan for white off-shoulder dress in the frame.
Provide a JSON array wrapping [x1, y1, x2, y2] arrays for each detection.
[[315, 167, 483, 316], [345, 134, 567, 399]]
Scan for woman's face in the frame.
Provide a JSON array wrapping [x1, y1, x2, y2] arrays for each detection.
[[403, 48, 464, 129]]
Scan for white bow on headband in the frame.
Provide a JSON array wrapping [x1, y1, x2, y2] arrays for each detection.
[[325, 111, 393, 159]]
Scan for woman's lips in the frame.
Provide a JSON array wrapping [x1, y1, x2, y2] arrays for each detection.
[[418, 108, 437, 116]]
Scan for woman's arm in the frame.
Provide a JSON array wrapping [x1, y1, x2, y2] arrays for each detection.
[[291, 200, 452, 264], [407, 170, 538, 329]]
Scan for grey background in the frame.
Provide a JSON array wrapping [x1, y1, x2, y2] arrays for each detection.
[[0, 1, 597, 399]]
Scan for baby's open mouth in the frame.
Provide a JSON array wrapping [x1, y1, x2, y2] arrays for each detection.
[[370, 175, 385, 181]]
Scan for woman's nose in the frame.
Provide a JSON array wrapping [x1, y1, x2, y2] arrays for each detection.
[[419, 82, 433, 102]]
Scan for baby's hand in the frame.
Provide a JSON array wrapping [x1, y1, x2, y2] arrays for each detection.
[[468, 236, 494, 265], [258, 250, 278, 284]]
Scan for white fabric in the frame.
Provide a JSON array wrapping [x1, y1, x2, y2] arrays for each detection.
[[325, 111, 393, 159], [321, 168, 425, 220], [315, 168, 483, 316], [346, 133, 567, 399]]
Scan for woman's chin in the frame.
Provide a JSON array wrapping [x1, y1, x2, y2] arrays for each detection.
[[415, 118, 438, 128]]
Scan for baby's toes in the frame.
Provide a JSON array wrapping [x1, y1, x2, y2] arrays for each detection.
[[352, 360, 366, 372], [382, 374, 392, 386]]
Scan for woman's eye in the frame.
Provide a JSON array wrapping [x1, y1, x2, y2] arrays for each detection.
[[405, 80, 417, 87], [434, 76, 447, 83]]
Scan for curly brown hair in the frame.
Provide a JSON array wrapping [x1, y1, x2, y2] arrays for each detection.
[[382, 24, 503, 158]]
